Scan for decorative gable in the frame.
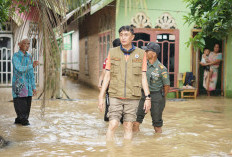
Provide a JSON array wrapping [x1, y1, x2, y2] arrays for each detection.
[[155, 12, 177, 29], [131, 12, 152, 28]]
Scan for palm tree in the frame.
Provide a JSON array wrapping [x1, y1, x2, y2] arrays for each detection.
[[3, 0, 88, 116], [6, 0, 147, 116]]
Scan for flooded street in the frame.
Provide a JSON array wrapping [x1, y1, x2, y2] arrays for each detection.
[[0, 77, 232, 156]]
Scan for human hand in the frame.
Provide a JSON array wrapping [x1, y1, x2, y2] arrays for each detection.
[[33, 89, 37, 96], [33, 61, 39, 68], [98, 96, 104, 112], [143, 99, 151, 113]]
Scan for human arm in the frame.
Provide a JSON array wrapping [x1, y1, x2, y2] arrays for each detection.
[[33, 89, 37, 96], [204, 59, 221, 66], [12, 54, 33, 72], [200, 54, 207, 66], [205, 59, 221, 66], [205, 53, 222, 66], [200, 62, 207, 66], [98, 58, 108, 90], [98, 70, 110, 112], [98, 54, 111, 112], [98, 69, 106, 90], [162, 69, 170, 97], [142, 69, 151, 113], [141, 53, 151, 113], [163, 85, 170, 97]]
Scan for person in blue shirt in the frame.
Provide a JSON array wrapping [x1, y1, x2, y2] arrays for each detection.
[[12, 37, 39, 126]]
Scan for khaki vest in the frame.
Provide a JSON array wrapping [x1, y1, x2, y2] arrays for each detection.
[[108, 46, 145, 99]]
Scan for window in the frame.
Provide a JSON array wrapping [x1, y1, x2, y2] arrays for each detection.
[[156, 34, 176, 87], [85, 37, 89, 75], [99, 31, 111, 73], [63, 34, 72, 50], [0, 35, 13, 86]]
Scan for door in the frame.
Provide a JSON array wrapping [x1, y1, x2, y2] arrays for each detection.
[[133, 28, 179, 88], [0, 34, 13, 86]]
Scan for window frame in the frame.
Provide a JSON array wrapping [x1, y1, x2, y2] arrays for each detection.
[[133, 28, 179, 88], [0, 34, 13, 87], [98, 30, 111, 74]]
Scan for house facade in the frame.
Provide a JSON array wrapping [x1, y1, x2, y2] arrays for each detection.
[[78, 1, 116, 87], [68, 0, 232, 98], [77, 0, 192, 93]]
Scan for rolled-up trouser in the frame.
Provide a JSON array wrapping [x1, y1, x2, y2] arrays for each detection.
[[13, 96, 32, 124], [107, 97, 139, 122], [136, 90, 165, 127]]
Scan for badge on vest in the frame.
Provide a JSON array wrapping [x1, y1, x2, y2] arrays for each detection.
[[135, 54, 139, 58], [151, 72, 159, 77]]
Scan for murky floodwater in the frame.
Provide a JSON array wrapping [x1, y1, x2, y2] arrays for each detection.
[[0, 77, 232, 157]]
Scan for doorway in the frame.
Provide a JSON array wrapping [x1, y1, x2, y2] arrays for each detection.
[[192, 30, 223, 96], [133, 28, 179, 88]]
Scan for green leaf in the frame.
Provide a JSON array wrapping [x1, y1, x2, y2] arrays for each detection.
[[184, 0, 232, 41]]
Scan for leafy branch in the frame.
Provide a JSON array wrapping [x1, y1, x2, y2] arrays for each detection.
[[184, 0, 232, 51]]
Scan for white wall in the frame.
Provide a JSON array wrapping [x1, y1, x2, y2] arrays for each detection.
[[65, 31, 79, 71]]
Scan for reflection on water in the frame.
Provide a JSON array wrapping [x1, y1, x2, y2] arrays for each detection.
[[0, 77, 232, 156]]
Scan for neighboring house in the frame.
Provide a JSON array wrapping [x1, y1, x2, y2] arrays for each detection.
[[59, 1, 91, 78], [0, 6, 43, 88], [74, 0, 232, 98], [60, 27, 80, 78]]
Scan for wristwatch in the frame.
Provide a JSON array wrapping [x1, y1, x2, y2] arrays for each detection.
[[145, 94, 151, 99]]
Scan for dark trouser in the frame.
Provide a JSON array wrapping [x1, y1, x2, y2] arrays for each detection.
[[104, 91, 110, 121], [136, 90, 165, 127], [13, 96, 32, 125]]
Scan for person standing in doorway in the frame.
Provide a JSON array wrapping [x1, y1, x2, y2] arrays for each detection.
[[98, 25, 151, 140], [12, 37, 39, 126], [133, 42, 170, 133], [202, 43, 222, 96]]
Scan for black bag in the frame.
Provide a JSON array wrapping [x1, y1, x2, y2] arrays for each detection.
[[104, 92, 110, 121]]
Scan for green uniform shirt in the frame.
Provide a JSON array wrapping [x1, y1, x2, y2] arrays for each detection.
[[147, 60, 170, 92]]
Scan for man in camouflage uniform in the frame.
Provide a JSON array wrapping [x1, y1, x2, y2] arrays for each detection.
[[133, 42, 170, 133]]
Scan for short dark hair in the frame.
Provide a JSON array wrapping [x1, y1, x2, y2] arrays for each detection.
[[112, 38, 121, 47], [214, 43, 220, 47], [118, 25, 134, 35]]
